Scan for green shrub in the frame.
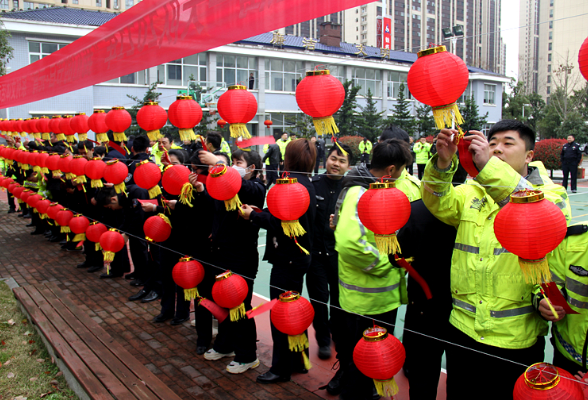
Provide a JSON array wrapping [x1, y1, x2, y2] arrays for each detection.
[[337, 135, 364, 165]]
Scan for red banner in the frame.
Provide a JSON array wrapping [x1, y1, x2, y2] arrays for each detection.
[[382, 16, 391, 50], [0, 0, 369, 108]]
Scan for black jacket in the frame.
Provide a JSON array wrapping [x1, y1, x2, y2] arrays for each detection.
[[311, 174, 343, 255], [262, 143, 282, 166], [105, 148, 127, 162], [119, 184, 149, 236], [561, 141, 582, 164], [252, 172, 316, 264]]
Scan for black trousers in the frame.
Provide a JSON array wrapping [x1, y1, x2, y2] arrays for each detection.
[[551, 338, 587, 374], [339, 309, 398, 399], [417, 163, 426, 180], [195, 258, 215, 347], [160, 247, 189, 319], [407, 161, 414, 176], [360, 153, 370, 164], [403, 302, 452, 400], [109, 243, 130, 276], [562, 162, 578, 191], [305, 253, 344, 354], [445, 324, 545, 400], [269, 258, 310, 377], [128, 236, 149, 280], [266, 163, 278, 189], [7, 190, 15, 210]]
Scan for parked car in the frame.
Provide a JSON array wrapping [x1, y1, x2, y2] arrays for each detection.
[[579, 144, 588, 154]]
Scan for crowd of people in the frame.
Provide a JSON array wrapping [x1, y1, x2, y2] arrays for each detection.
[[1, 119, 587, 400]]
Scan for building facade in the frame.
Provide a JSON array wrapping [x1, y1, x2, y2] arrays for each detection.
[[1, 8, 507, 144], [518, 0, 588, 100]]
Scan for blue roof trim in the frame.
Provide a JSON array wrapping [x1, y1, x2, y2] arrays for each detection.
[[1, 7, 117, 27]]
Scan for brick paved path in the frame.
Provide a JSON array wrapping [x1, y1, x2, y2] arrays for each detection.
[[0, 197, 326, 400]]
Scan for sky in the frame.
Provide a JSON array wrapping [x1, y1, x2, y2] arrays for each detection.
[[501, 0, 520, 80]]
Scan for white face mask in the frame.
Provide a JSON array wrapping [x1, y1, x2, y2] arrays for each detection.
[[232, 165, 246, 178]]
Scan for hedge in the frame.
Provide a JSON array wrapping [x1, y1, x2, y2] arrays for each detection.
[[533, 139, 566, 171]]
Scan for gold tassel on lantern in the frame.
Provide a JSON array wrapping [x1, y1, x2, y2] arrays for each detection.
[[178, 128, 197, 142], [431, 103, 464, 131], [179, 182, 194, 206], [78, 133, 87, 141], [229, 123, 251, 139], [75, 176, 87, 185], [66, 135, 76, 143], [95, 242, 101, 252], [183, 287, 200, 301], [224, 195, 242, 212], [61, 225, 70, 234], [66, 173, 75, 181], [229, 303, 246, 322], [312, 116, 339, 136], [55, 133, 66, 141], [113, 132, 127, 141], [373, 378, 399, 398], [91, 179, 103, 188], [41, 167, 49, 174], [288, 333, 312, 370], [375, 233, 402, 255], [103, 251, 115, 263], [41, 132, 51, 141], [113, 182, 126, 194], [33, 133, 41, 141], [146, 130, 162, 141], [52, 169, 62, 178], [73, 233, 85, 242], [281, 220, 306, 238], [148, 185, 162, 199], [96, 133, 109, 143], [519, 257, 552, 285]]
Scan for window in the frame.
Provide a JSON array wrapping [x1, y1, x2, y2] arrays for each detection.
[[310, 63, 345, 84], [72, 0, 78, 3], [264, 59, 304, 92], [548, 43, 552, 51], [549, 21, 553, 29], [0, 0, 9, 9], [28, 41, 69, 64], [547, 86, 551, 95], [548, 64, 551, 72], [24, 1, 36, 8], [125, 0, 133, 7], [114, 0, 119, 8], [549, 31, 552, 40], [549, 9, 553, 18], [105, 70, 147, 85], [482, 124, 493, 136], [353, 68, 382, 97], [158, 53, 207, 86], [96, 0, 101, 6], [458, 83, 472, 103], [387, 71, 410, 99], [547, 75, 551, 83], [215, 54, 256, 89], [548, 53, 552, 62], [483, 84, 495, 105]]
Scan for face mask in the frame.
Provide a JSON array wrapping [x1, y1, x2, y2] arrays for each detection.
[[233, 165, 246, 178]]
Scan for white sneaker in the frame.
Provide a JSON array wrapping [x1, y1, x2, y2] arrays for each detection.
[[203, 349, 235, 361], [226, 359, 260, 374], [190, 319, 195, 327]]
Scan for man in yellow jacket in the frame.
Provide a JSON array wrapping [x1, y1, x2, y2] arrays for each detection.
[[413, 137, 432, 180], [422, 120, 570, 400]]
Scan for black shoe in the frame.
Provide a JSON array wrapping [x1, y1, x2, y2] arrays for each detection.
[[372, 388, 381, 400], [59, 239, 67, 245], [573, 190, 577, 193], [152, 313, 173, 323], [128, 289, 148, 301], [326, 367, 344, 395], [17, 213, 25, 218], [66, 246, 82, 252], [196, 346, 207, 355], [49, 236, 62, 243], [87, 265, 103, 273], [130, 279, 146, 287], [141, 291, 160, 303], [256, 371, 289, 384], [30, 229, 44, 235], [171, 316, 189, 326], [25, 222, 34, 227], [124, 272, 136, 280], [23, 214, 31, 219], [7, 209, 16, 214], [100, 272, 122, 279], [44, 231, 52, 237], [76, 262, 90, 269], [318, 345, 332, 360]]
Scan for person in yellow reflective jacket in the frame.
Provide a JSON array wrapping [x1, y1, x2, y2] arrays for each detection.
[[422, 120, 571, 400], [413, 137, 432, 180], [543, 222, 588, 378], [358, 137, 372, 166], [332, 139, 413, 399]]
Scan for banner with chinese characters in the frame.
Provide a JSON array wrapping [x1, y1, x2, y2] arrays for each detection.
[[383, 16, 392, 50], [0, 0, 369, 108]]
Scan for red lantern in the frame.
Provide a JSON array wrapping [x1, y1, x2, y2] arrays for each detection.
[[45, 153, 62, 178], [88, 110, 109, 143], [36, 116, 51, 142], [103, 159, 128, 194], [8, 183, 20, 195], [105, 106, 132, 142], [50, 116, 65, 141], [35, 198, 51, 219], [19, 189, 32, 206], [212, 270, 248, 321], [172, 257, 205, 300], [99, 229, 125, 272], [58, 154, 74, 180], [271, 291, 315, 370], [15, 119, 26, 137], [264, 120, 273, 129], [217, 119, 227, 129], [86, 222, 108, 251], [143, 213, 172, 243], [206, 164, 242, 211], [407, 45, 469, 130], [494, 189, 567, 284], [357, 179, 411, 255], [30, 118, 41, 141], [26, 193, 42, 209], [36, 152, 49, 174], [513, 362, 583, 399], [353, 326, 405, 398], [12, 186, 25, 202], [46, 203, 62, 221], [60, 115, 76, 143], [2, 177, 14, 188], [579, 36, 588, 81], [69, 214, 90, 242], [266, 174, 310, 253], [134, 160, 162, 198], [162, 165, 193, 205], [70, 156, 88, 185], [71, 113, 90, 142], [85, 157, 106, 188], [55, 208, 74, 234], [295, 70, 345, 136], [168, 95, 202, 142], [217, 85, 257, 139], [136, 102, 168, 141], [3, 147, 15, 166]]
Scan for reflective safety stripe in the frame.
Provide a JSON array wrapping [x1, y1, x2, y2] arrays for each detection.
[[493, 248, 510, 255], [568, 296, 588, 309], [551, 271, 565, 286], [566, 276, 588, 297], [453, 298, 476, 313], [553, 326, 584, 366], [490, 306, 534, 318], [454, 243, 479, 254], [556, 200, 567, 210], [339, 279, 399, 294]]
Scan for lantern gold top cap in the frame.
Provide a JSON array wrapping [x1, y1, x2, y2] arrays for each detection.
[[112, 106, 125, 110], [279, 291, 301, 303], [305, 69, 331, 76], [93, 110, 105, 114], [215, 270, 233, 282], [106, 159, 119, 165], [75, 112, 86, 116], [276, 177, 298, 184], [143, 101, 159, 106], [228, 85, 247, 90], [107, 228, 119, 232], [510, 189, 544, 204], [523, 363, 560, 390], [210, 164, 228, 178], [136, 159, 151, 167], [176, 95, 193, 100], [417, 45, 447, 58], [52, 115, 61, 119], [362, 326, 389, 342], [39, 116, 49, 119], [179, 256, 192, 262], [64, 115, 73, 118]]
